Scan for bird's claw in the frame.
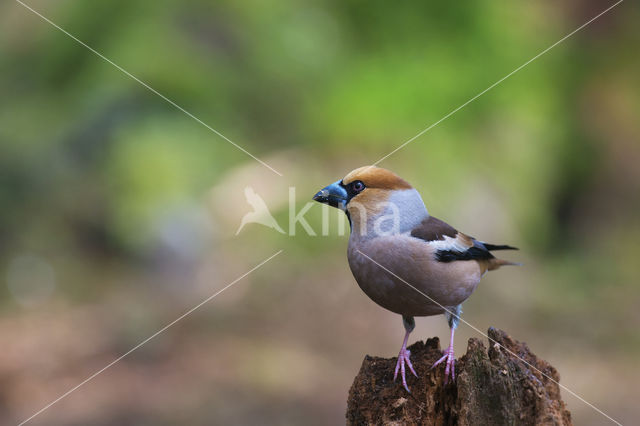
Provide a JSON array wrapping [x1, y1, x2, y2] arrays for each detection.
[[394, 347, 418, 392], [432, 345, 456, 384]]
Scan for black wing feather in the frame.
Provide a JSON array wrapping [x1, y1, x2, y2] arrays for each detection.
[[409, 216, 517, 263], [481, 243, 518, 251], [435, 240, 495, 262], [435, 240, 517, 263]]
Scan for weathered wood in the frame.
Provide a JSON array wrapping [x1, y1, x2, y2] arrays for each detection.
[[347, 327, 572, 425]]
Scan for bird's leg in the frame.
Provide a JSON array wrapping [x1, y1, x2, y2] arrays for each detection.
[[394, 316, 418, 392], [432, 305, 461, 384]]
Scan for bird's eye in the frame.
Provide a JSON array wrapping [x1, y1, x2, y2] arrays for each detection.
[[352, 181, 365, 192]]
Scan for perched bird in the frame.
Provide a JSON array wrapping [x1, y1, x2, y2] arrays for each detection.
[[312, 166, 518, 392]]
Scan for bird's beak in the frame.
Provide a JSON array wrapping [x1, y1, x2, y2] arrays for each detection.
[[313, 180, 348, 209]]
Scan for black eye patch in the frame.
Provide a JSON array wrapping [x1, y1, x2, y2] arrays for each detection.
[[342, 180, 366, 201]]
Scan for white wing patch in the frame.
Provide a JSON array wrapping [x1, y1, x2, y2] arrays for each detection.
[[426, 234, 470, 253]]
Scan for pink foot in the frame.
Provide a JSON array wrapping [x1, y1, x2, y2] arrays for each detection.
[[432, 345, 455, 384], [394, 347, 418, 392]]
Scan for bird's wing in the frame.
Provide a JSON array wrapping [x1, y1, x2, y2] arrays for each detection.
[[409, 216, 517, 263], [409, 216, 458, 244]]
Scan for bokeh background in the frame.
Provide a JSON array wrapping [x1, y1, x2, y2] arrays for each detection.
[[1, 0, 639, 424]]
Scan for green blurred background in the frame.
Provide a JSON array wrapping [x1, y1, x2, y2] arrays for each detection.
[[1, 0, 639, 424]]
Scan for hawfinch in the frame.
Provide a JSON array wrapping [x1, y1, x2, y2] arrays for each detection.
[[313, 166, 518, 392]]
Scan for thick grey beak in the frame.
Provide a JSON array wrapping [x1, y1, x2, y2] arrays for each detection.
[[312, 180, 348, 209]]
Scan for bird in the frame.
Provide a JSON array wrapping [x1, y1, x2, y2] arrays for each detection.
[[236, 186, 285, 235], [312, 166, 518, 392]]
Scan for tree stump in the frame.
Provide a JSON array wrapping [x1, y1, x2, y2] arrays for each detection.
[[347, 327, 572, 425]]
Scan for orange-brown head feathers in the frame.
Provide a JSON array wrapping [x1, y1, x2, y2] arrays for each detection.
[[341, 167, 414, 222], [313, 166, 428, 238], [342, 166, 413, 191]]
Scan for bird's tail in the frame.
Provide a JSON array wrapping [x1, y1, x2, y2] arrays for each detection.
[[483, 243, 518, 251], [487, 258, 522, 271]]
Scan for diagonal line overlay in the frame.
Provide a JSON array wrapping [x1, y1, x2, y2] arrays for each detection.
[[371, 0, 624, 168], [16, 0, 283, 177], [18, 249, 284, 426], [357, 250, 622, 425]]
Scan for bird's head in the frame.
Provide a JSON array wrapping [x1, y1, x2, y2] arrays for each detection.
[[313, 166, 426, 235]]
